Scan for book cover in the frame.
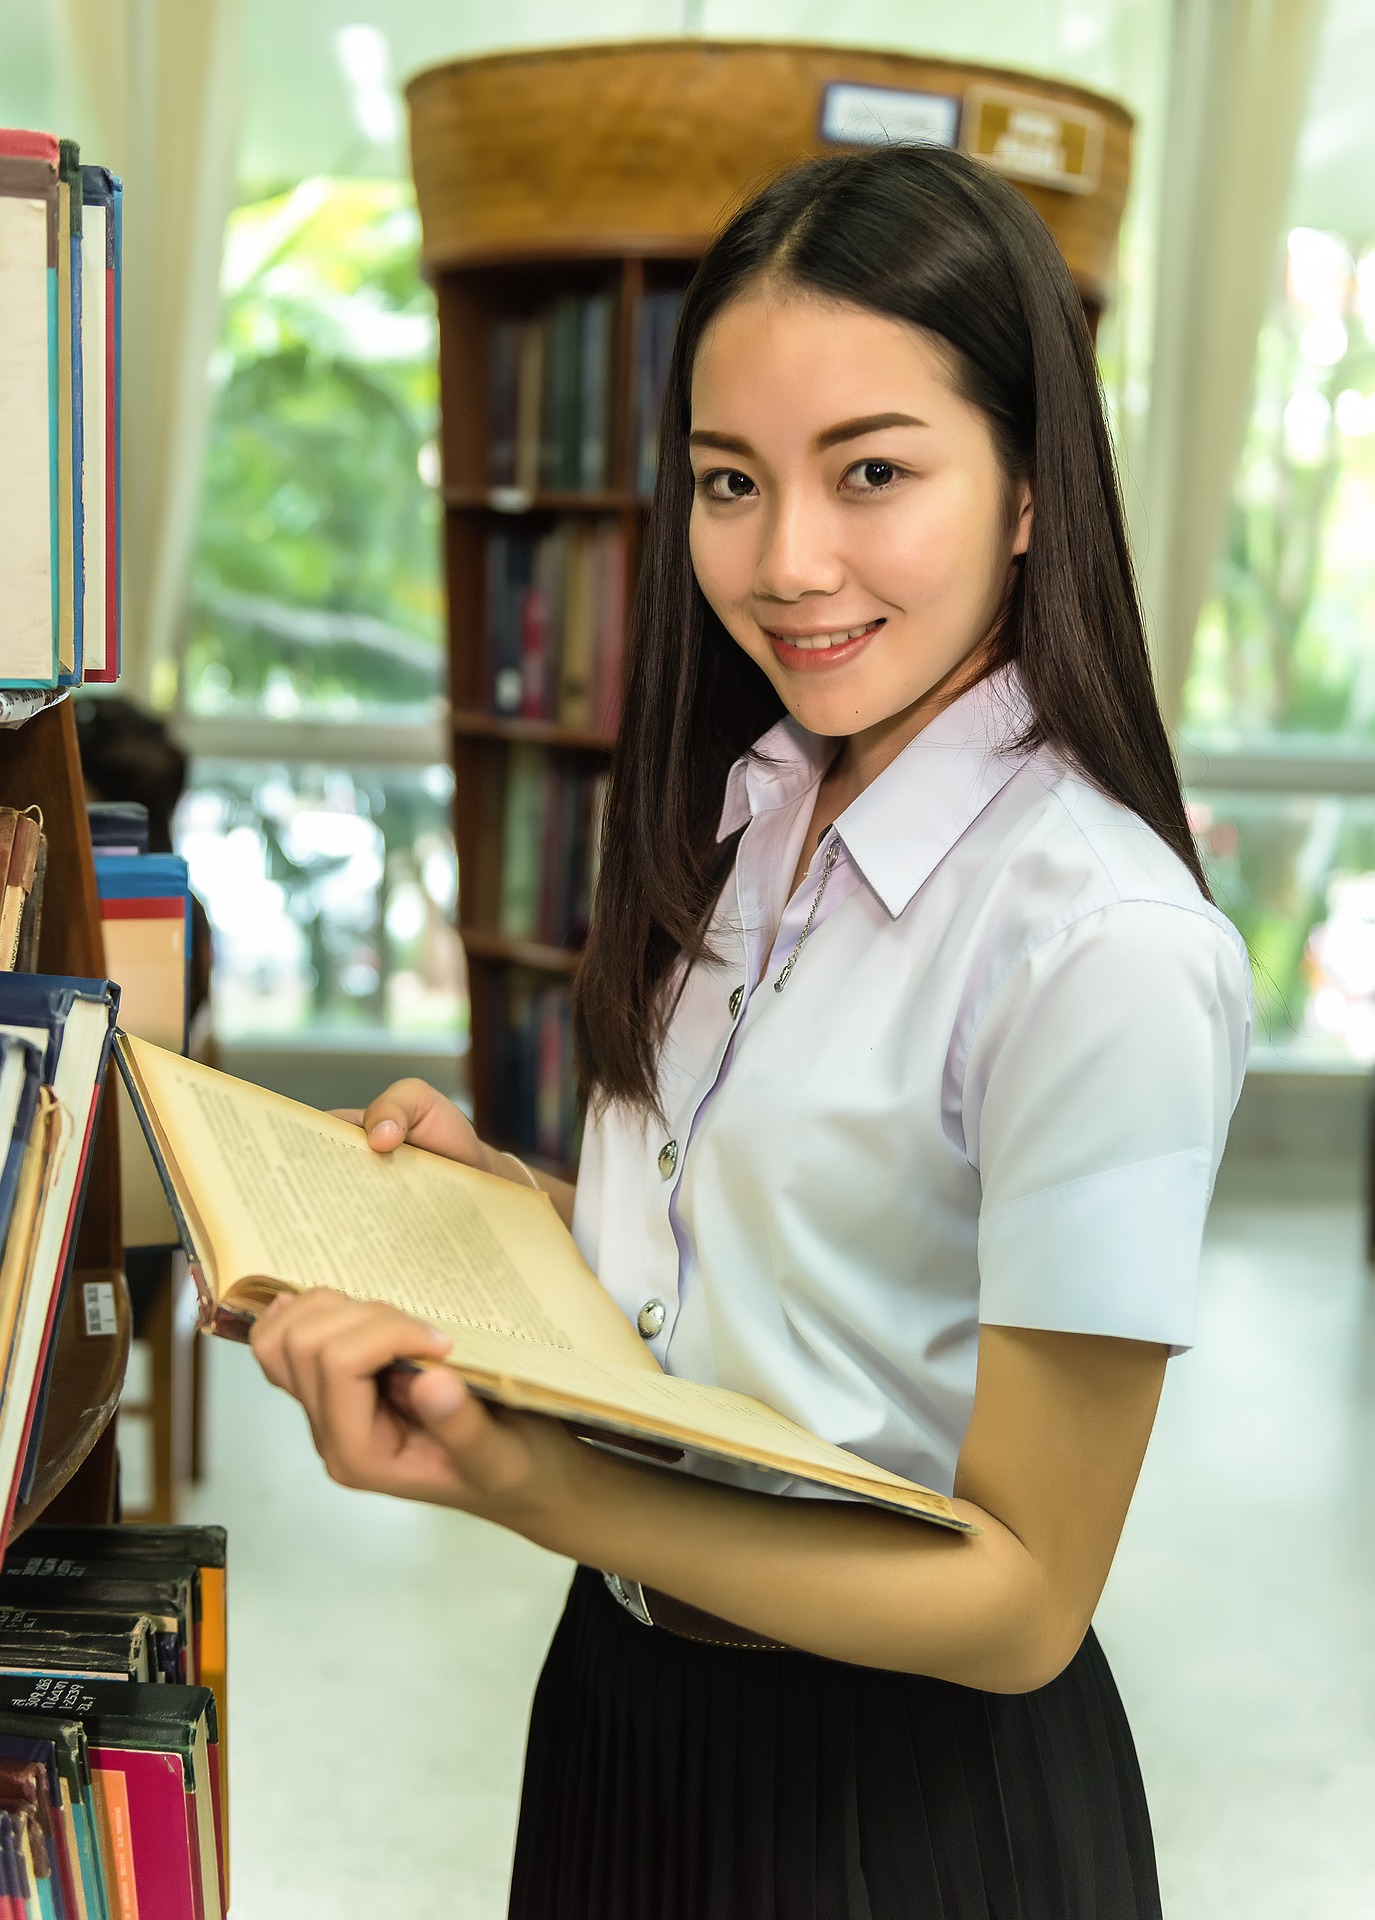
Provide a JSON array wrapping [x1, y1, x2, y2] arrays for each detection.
[[487, 317, 520, 488], [0, 1569, 193, 1689], [0, 1680, 219, 1920], [0, 138, 60, 688], [54, 139, 82, 687], [498, 747, 547, 942], [78, 167, 114, 686], [577, 293, 611, 491], [0, 979, 120, 1521], [0, 1710, 110, 1920], [0, 1732, 80, 1920]]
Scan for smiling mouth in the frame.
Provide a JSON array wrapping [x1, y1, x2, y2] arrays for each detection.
[[763, 619, 885, 652]]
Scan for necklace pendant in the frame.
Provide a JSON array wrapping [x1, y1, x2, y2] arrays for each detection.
[[773, 838, 841, 994]]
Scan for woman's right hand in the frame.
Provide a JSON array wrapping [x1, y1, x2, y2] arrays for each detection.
[[334, 1079, 502, 1176]]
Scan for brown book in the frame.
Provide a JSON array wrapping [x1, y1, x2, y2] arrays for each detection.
[[13, 832, 46, 971], [115, 1035, 971, 1532], [0, 812, 42, 969]]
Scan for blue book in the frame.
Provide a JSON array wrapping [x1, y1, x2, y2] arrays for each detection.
[[0, 1035, 44, 1256]]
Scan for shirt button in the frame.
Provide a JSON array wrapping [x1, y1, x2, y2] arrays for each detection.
[[637, 1299, 666, 1339], [657, 1139, 677, 1179], [728, 984, 744, 1018]]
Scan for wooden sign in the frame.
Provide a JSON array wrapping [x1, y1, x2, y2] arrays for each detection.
[[962, 85, 1105, 195], [820, 82, 960, 150]]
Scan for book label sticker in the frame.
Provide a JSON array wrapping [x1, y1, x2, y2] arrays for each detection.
[[819, 83, 960, 150], [83, 1279, 117, 1336], [962, 86, 1105, 194]]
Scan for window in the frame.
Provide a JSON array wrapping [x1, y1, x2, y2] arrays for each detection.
[[178, 179, 464, 1047]]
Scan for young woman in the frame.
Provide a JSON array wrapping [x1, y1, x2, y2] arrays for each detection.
[[251, 144, 1251, 1918]]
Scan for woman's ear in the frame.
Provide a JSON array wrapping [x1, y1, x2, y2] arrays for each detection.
[[1012, 482, 1033, 557]]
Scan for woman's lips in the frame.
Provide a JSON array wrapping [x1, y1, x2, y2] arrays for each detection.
[[764, 618, 884, 673]]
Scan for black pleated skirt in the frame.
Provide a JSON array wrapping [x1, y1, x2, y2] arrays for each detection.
[[509, 1566, 1161, 1920]]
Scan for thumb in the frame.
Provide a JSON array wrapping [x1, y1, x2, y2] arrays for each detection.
[[406, 1368, 532, 1496]]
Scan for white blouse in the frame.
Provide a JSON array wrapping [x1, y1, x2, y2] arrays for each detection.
[[572, 667, 1252, 1501]]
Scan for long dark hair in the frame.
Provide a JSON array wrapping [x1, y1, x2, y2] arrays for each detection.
[[574, 143, 1204, 1116]]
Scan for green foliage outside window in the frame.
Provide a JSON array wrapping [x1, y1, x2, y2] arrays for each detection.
[[1185, 228, 1375, 743], [185, 179, 444, 718]]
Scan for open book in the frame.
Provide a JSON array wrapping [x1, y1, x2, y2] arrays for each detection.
[[116, 1035, 971, 1533]]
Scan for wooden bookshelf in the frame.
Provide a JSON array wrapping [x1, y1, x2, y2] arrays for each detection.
[[408, 40, 1132, 1163], [0, 697, 130, 1540]]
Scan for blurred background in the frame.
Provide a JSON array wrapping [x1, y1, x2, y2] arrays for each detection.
[[5, 3, 1374, 1916]]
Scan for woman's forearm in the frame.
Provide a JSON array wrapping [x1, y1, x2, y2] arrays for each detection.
[[514, 1438, 1076, 1693]]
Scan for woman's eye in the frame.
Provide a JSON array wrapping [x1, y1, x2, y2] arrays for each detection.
[[843, 459, 901, 493], [698, 469, 757, 502]]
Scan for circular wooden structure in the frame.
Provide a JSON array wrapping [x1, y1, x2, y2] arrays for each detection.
[[408, 39, 1132, 310]]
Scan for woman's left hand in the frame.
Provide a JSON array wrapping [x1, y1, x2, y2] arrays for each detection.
[[248, 1288, 582, 1528]]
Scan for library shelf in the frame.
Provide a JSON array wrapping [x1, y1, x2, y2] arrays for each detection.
[[451, 712, 615, 754], [409, 39, 1133, 1167], [0, 698, 130, 1541], [444, 487, 642, 516], [461, 930, 582, 976]]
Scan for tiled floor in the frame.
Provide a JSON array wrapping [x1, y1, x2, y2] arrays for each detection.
[[182, 1194, 1375, 1917]]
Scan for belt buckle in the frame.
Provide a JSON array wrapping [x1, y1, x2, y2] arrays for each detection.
[[603, 1571, 655, 1626]]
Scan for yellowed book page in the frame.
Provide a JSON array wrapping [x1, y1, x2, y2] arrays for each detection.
[[106, 915, 187, 1245], [429, 1331, 965, 1525], [120, 1039, 966, 1530], [122, 1036, 657, 1372], [0, 1095, 54, 1379], [0, 194, 56, 681]]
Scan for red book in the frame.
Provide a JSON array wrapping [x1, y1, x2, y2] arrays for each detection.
[[0, 130, 60, 164]]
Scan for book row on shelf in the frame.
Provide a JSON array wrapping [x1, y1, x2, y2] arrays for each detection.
[[486, 285, 683, 498], [2, 119, 229, 1916], [0, 1519, 228, 1920], [0, 130, 123, 695], [483, 520, 626, 731], [490, 972, 581, 1172], [499, 747, 607, 952]]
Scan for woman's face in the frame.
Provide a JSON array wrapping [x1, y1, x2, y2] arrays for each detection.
[[688, 285, 1031, 748]]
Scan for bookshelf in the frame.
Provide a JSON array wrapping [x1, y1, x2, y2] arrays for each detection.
[[0, 697, 130, 1537], [408, 40, 1132, 1172]]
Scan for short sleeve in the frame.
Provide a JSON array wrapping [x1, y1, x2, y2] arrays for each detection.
[[965, 901, 1252, 1351]]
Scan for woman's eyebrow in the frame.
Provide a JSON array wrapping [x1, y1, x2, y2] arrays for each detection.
[[814, 411, 929, 450], [688, 429, 754, 454]]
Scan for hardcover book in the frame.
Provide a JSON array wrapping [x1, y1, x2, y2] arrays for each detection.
[[117, 1035, 971, 1530]]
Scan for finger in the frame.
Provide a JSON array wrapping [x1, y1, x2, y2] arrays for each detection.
[[404, 1370, 536, 1498], [251, 1289, 447, 1402], [359, 1078, 447, 1152], [331, 1108, 365, 1126]]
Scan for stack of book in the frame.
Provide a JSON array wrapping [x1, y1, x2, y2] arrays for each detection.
[[0, 1520, 228, 1920], [90, 807, 191, 1252], [482, 521, 626, 731], [633, 286, 684, 497], [0, 130, 122, 692], [499, 747, 607, 952], [0, 979, 120, 1535], [492, 975, 579, 1168], [488, 291, 613, 495]]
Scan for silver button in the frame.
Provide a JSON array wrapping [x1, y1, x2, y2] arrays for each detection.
[[657, 1139, 677, 1179], [637, 1298, 666, 1339], [728, 984, 744, 1018]]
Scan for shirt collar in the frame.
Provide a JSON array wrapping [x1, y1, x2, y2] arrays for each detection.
[[718, 666, 1035, 918]]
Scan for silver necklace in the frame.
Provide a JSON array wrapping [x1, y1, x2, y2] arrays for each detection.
[[774, 838, 841, 992]]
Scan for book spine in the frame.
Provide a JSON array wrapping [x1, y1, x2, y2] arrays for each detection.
[[487, 319, 520, 488]]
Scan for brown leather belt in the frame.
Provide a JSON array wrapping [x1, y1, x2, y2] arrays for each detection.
[[603, 1573, 790, 1651]]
